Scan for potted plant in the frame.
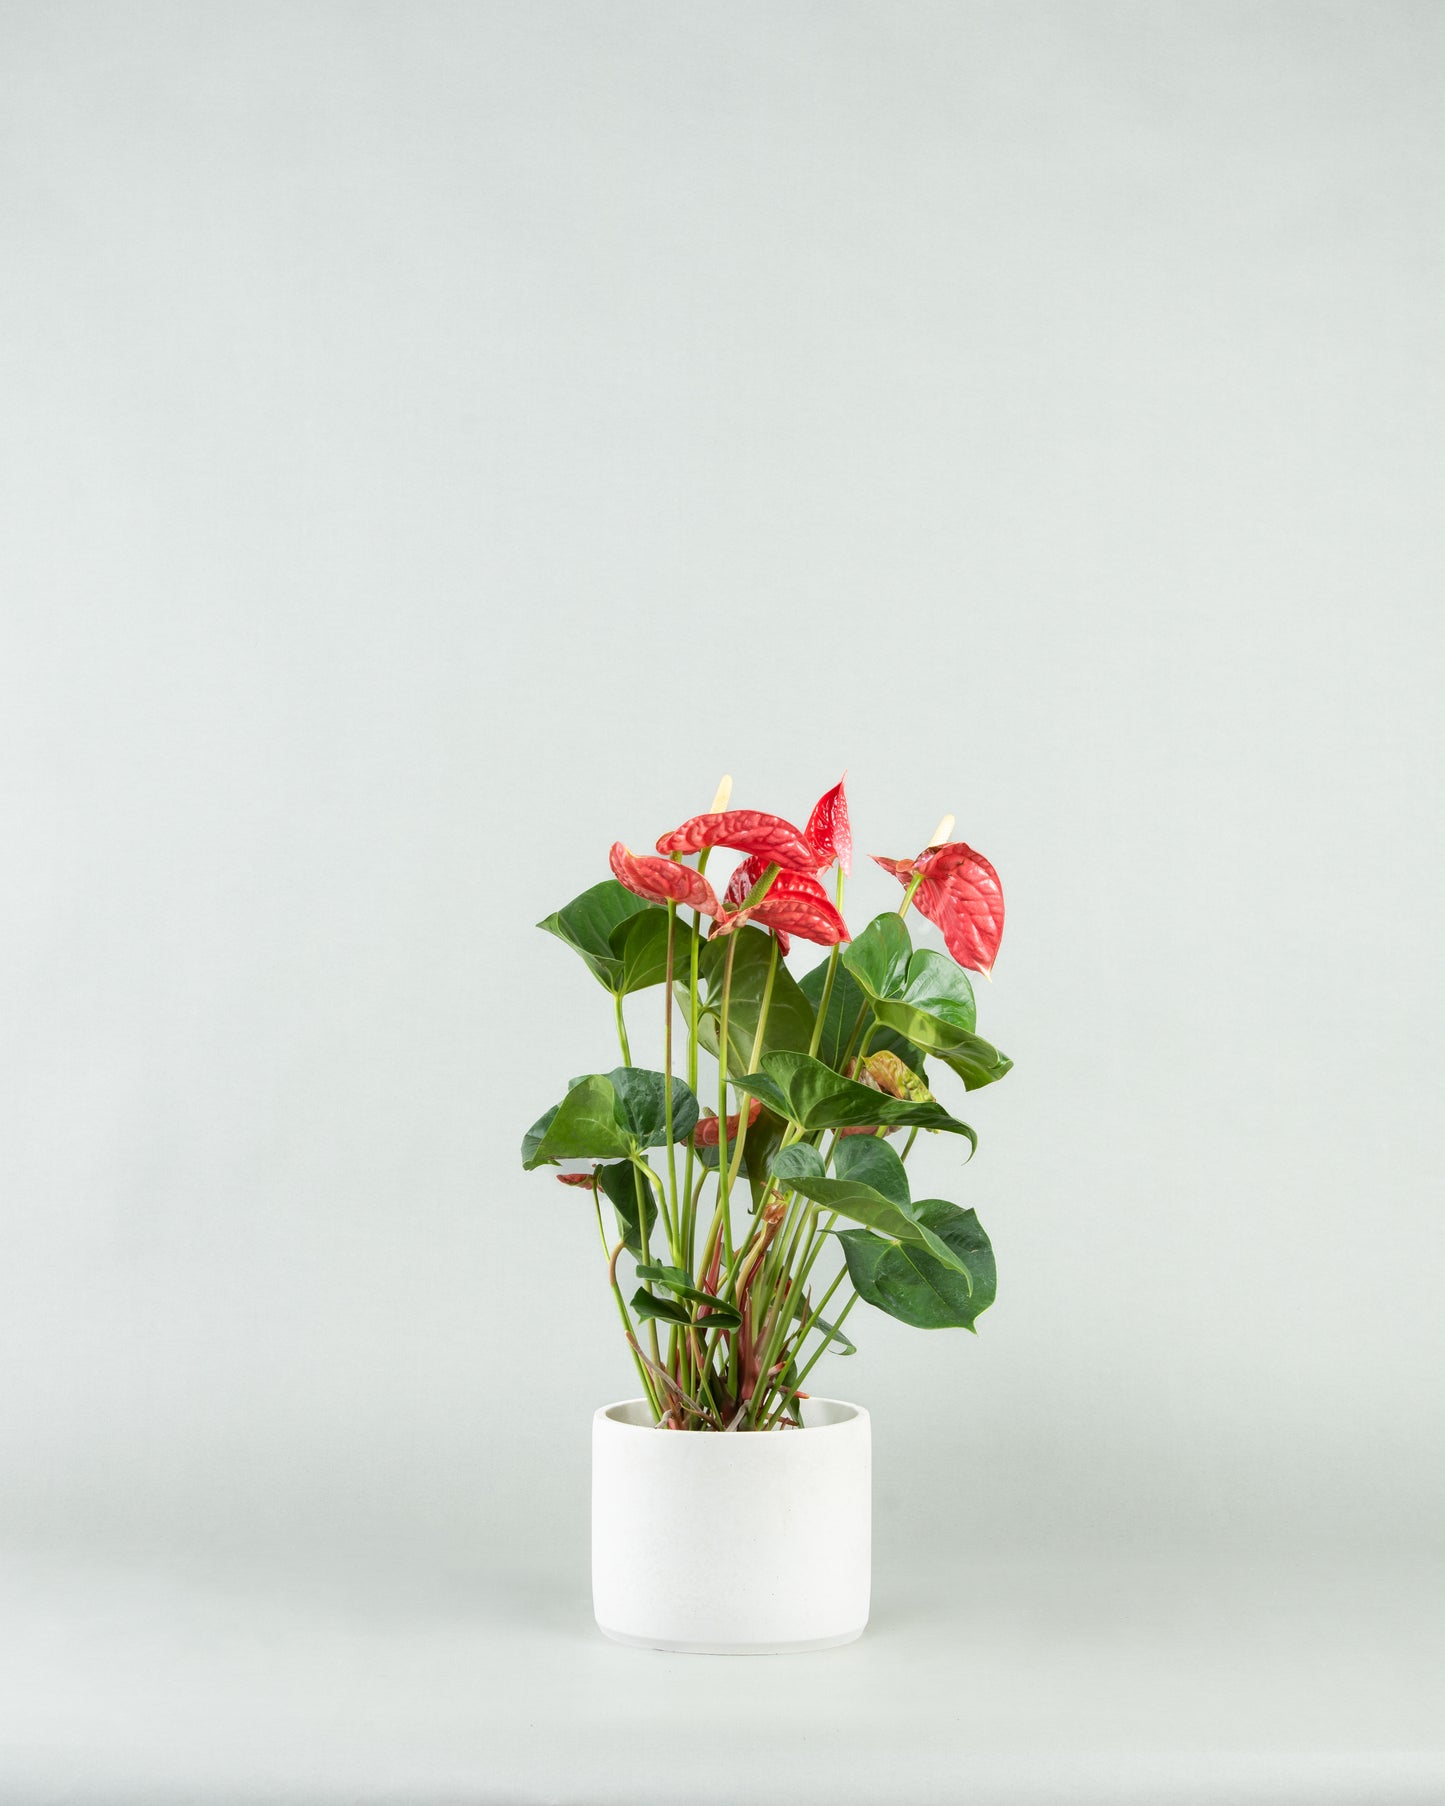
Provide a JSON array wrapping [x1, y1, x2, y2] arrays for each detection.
[[521, 775, 1010, 1652]]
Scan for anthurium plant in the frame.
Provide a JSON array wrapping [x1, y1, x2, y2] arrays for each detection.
[[521, 776, 1010, 1431]]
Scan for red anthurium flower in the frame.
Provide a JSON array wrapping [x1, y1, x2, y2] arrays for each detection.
[[871, 840, 1004, 974], [655, 809, 819, 873], [805, 775, 852, 876], [692, 1097, 762, 1148], [610, 843, 721, 914], [714, 858, 849, 948], [556, 1170, 597, 1187], [720, 856, 790, 955]]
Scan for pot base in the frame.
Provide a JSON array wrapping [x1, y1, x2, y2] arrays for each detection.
[[598, 1623, 865, 1657]]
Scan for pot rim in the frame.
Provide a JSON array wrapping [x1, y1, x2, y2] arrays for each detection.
[[596, 1396, 868, 1435]]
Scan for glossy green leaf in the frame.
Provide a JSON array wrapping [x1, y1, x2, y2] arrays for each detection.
[[841, 913, 913, 1002], [830, 1133, 912, 1210], [797, 959, 925, 1078], [739, 1052, 976, 1149], [612, 908, 701, 996], [636, 1264, 744, 1328], [840, 941, 1011, 1091], [630, 1285, 743, 1331], [771, 1140, 972, 1277], [537, 880, 652, 991], [695, 927, 816, 1075], [521, 1075, 631, 1169], [630, 1287, 692, 1326], [894, 949, 977, 1030], [839, 1203, 996, 1331], [872, 999, 1013, 1089], [594, 1159, 658, 1259], [792, 1291, 857, 1354], [602, 1067, 700, 1149]]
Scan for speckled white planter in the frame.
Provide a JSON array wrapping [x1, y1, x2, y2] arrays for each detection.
[[591, 1397, 871, 1654]]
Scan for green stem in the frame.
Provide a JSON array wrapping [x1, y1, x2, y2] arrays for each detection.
[[715, 932, 740, 1275], [593, 1192, 661, 1419], [761, 1289, 859, 1430], [725, 930, 779, 1198], [662, 902, 680, 1256], [614, 992, 632, 1066], [806, 868, 847, 1060]]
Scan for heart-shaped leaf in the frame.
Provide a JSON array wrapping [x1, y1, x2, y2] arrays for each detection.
[[830, 1133, 912, 1209], [839, 1203, 996, 1330], [796, 959, 924, 1078], [693, 926, 817, 1076], [739, 1052, 976, 1150], [537, 880, 653, 992], [841, 913, 912, 1002], [871, 999, 1013, 1090], [521, 1075, 632, 1169], [602, 1067, 700, 1149], [594, 1159, 657, 1258], [771, 1141, 973, 1277], [611, 908, 701, 996], [841, 938, 1012, 1091]]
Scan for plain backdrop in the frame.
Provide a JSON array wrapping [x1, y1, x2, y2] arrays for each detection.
[[1, 4, 1443, 1800]]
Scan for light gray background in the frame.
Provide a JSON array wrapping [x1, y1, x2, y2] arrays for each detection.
[[2, 4, 1442, 1801]]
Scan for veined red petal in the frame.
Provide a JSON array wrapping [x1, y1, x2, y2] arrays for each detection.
[[555, 1170, 597, 1187], [722, 856, 791, 953], [609, 843, 720, 915], [805, 776, 852, 876], [748, 869, 849, 947], [655, 809, 819, 873], [723, 854, 770, 912], [692, 1097, 762, 1148], [721, 858, 843, 947], [873, 841, 1003, 973]]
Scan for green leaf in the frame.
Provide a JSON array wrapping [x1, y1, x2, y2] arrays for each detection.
[[630, 1287, 692, 1326], [521, 1075, 631, 1169], [895, 949, 977, 1031], [797, 958, 925, 1078], [634, 1261, 691, 1289], [770, 1139, 973, 1278], [839, 1203, 996, 1331], [739, 1051, 976, 1150], [872, 1000, 1013, 1090], [602, 1067, 700, 1149], [612, 908, 701, 996], [841, 913, 913, 1002], [846, 944, 1012, 1091], [635, 1265, 744, 1328], [595, 1160, 657, 1259], [791, 1291, 857, 1354], [695, 927, 816, 1076], [630, 1285, 743, 1331], [537, 880, 651, 992], [830, 1133, 912, 1209]]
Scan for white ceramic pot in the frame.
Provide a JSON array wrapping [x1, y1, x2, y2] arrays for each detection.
[[591, 1396, 871, 1654]]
